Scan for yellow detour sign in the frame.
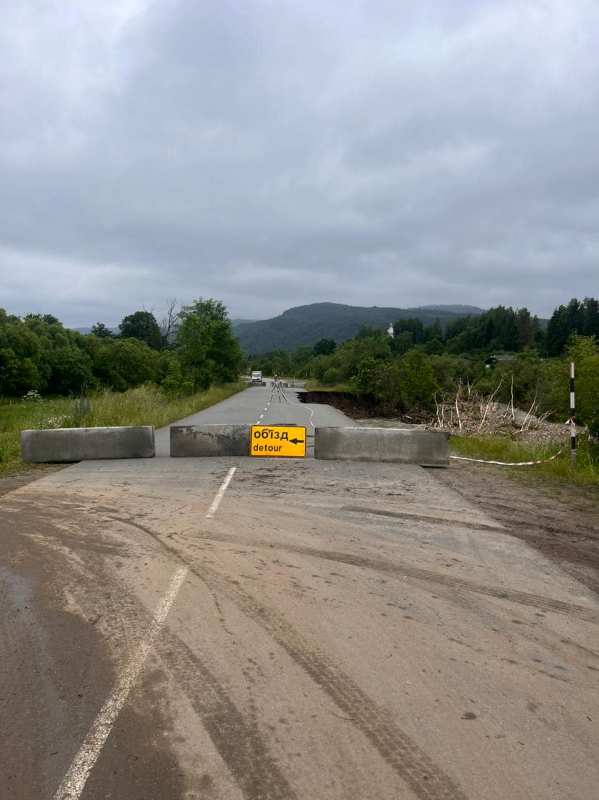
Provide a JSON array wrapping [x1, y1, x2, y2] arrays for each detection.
[[250, 425, 307, 458]]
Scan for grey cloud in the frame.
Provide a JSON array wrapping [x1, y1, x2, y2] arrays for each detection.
[[1, 0, 598, 326]]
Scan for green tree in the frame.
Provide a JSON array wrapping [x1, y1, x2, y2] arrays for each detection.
[[423, 337, 444, 355], [177, 298, 242, 389], [91, 322, 113, 338], [93, 339, 159, 391], [46, 347, 93, 395], [0, 349, 41, 395], [391, 331, 414, 356], [119, 311, 162, 350], [160, 356, 193, 396], [355, 350, 439, 414], [398, 350, 438, 412], [313, 338, 336, 356], [567, 336, 599, 426], [394, 318, 425, 344], [546, 305, 571, 356]]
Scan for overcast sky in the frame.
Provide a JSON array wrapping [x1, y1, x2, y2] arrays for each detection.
[[1, 1, 598, 326]]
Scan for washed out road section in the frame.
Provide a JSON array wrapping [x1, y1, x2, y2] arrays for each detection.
[[154, 383, 354, 456]]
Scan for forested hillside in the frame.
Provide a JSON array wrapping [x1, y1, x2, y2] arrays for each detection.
[[234, 302, 485, 354]]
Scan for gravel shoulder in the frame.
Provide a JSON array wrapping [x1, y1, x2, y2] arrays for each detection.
[[436, 461, 599, 597]]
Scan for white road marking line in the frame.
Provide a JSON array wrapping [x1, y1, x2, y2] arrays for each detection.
[[54, 468, 239, 799], [291, 399, 315, 429], [53, 566, 189, 800], [205, 466, 237, 518]]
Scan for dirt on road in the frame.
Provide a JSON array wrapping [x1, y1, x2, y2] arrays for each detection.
[[437, 462, 599, 598], [2, 458, 599, 800]]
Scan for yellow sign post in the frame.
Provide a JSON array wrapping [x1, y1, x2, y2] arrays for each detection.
[[250, 425, 307, 458]]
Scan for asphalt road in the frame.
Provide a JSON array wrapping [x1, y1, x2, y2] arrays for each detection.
[[154, 383, 353, 456], [2, 387, 599, 800]]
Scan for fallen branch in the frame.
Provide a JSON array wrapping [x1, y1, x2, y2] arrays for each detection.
[[455, 383, 462, 431], [477, 378, 504, 432]]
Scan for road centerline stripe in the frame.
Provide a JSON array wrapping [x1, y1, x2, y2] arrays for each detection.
[[53, 565, 188, 800], [206, 466, 237, 519]]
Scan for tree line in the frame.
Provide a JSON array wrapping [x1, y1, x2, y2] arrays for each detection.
[[0, 300, 242, 398], [249, 299, 599, 431]]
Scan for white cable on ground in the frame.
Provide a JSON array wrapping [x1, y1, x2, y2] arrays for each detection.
[[450, 449, 563, 467]]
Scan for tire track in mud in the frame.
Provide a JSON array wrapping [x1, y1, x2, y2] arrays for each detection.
[[176, 527, 599, 625], [109, 515, 468, 800], [156, 628, 298, 800], [308, 550, 599, 624], [34, 516, 297, 800], [340, 505, 504, 532], [195, 567, 468, 800]]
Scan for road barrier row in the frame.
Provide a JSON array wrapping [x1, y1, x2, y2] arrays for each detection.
[[21, 424, 449, 467]]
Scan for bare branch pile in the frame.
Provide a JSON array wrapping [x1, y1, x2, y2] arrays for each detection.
[[431, 382, 569, 445]]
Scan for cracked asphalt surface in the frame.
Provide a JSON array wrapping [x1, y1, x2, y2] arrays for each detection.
[[2, 386, 599, 799]]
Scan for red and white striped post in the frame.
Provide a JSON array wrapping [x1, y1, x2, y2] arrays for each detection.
[[570, 362, 576, 467]]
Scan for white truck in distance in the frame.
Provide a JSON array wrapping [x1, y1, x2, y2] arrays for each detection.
[[251, 371, 265, 386]]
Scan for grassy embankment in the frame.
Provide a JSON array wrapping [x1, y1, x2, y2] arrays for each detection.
[[0, 382, 246, 476], [450, 435, 599, 488]]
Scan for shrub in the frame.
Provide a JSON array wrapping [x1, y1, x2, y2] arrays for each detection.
[[322, 367, 343, 385]]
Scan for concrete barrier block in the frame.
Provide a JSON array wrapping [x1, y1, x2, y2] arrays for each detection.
[[21, 426, 155, 463], [314, 426, 449, 467], [171, 425, 250, 457]]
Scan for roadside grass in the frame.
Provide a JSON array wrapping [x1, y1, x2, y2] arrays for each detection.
[[0, 382, 245, 477], [450, 434, 599, 487]]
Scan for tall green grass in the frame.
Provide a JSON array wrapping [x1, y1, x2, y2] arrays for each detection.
[[0, 382, 245, 476], [450, 434, 599, 487]]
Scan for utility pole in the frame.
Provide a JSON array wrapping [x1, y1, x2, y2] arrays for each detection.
[[570, 362, 576, 468]]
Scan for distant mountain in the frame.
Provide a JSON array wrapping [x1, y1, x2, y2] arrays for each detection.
[[418, 304, 485, 315], [233, 302, 485, 354]]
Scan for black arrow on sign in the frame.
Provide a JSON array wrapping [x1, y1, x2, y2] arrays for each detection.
[[289, 438, 305, 445]]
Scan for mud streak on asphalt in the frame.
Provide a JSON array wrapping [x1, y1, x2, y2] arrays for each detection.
[[111, 514, 468, 800]]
